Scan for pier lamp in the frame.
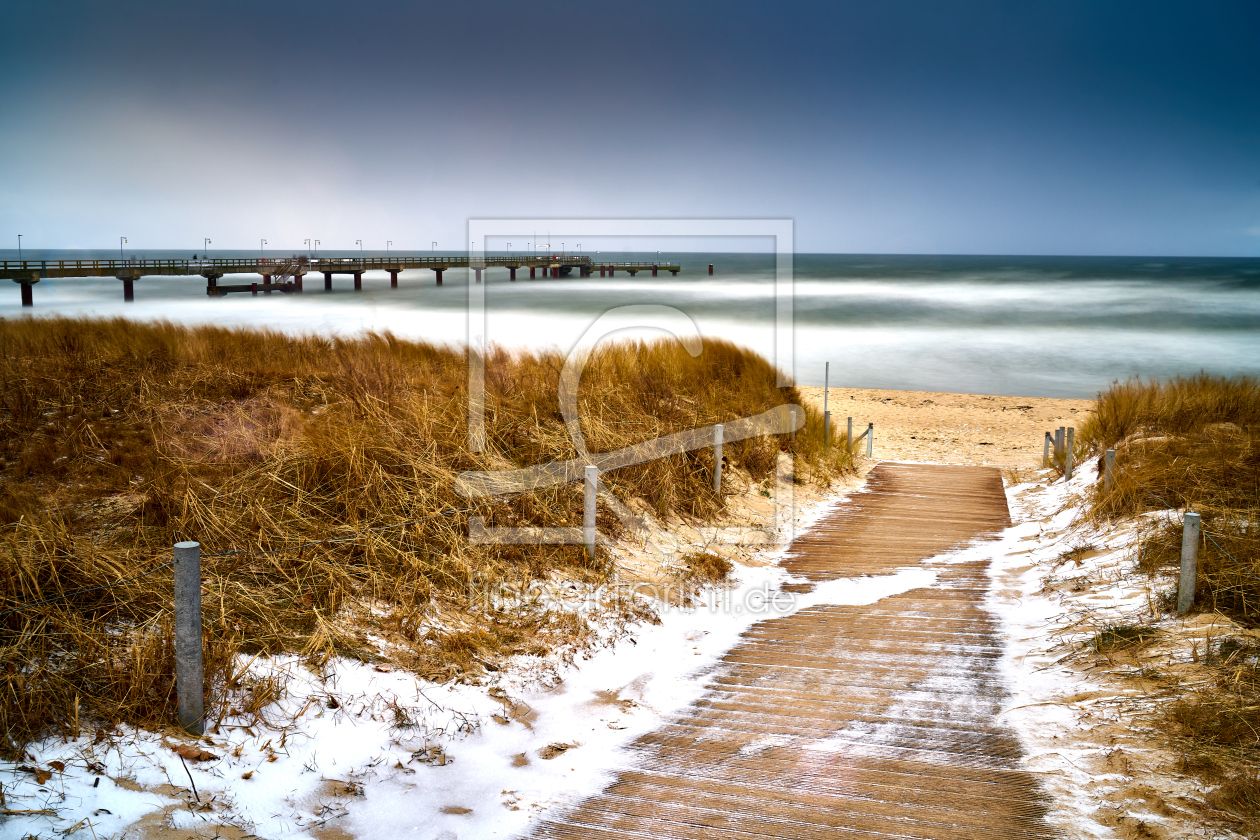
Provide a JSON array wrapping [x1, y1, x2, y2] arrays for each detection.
[[314, 240, 320, 258], [120, 236, 127, 260], [304, 239, 311, 258], [204, 238, 211, 255], [17, 234, 22, 261], [432, 241, 437, 255], [507, 242, 511, 258], [260, 239, 267, 258], [387, 241, 392, 254]]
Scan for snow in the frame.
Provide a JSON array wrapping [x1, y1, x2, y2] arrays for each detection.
[[0, 487, 935, 840]]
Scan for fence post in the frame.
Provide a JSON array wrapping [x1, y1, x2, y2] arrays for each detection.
[[1054, 427, 1065, 468], [583, 465, 598, 561], [790, 409, 796, 441], [1043, 432, 1052, 467], [824, 411, 830, 448], [1104, 449, 1115, 494], [823, 362, 829, 448], [866, 422, 874, 458], [847, 416, 853, 453], [1177, 512, 1201, 616], [713, 424, 724, 493], [1065, 427, 1075, 480], [173, 541, 204, 735]]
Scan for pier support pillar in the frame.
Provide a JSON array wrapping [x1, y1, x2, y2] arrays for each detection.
[[261, 275, 273, 295], [608, 267, 614, 276], [709, 263, 714, 275], [529, 266, 536, 279], [509, 267, 516, 280], [434, 268, 444, 286], [251, 282, 258, 296], [18, 281, 34, 307], [122, 278, 135, 302], [474, 268, 482, 283], [353, 272, 362, 291], [628, 269, 638, 277], [324, 272, 333, 292], [389, 270, 399, 288], [294, 273, 304, 293], [652, 264, 658, 276]]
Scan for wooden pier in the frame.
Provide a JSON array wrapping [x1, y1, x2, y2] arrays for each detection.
[[1, 254, 683, 307]]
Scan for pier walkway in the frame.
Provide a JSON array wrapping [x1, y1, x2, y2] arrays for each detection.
[[1, 254, 682, 307], [531, 463, 1055, 840]]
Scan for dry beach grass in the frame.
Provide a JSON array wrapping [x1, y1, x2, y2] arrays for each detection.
[[0, 316, 850, 756]]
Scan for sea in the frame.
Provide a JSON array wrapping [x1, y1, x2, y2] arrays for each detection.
[[2, 251, 1258, 399]]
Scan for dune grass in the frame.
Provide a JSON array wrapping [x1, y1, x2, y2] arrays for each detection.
[[1081, 374, 1260, 832], [0, 316, 851, 755]]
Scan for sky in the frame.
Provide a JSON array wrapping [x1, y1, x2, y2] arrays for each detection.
[[1, 0, 1258, 256]]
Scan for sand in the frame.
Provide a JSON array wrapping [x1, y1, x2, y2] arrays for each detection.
[[796, 386, 1095, 468]]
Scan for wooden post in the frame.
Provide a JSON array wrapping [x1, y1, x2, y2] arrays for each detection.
[[1065, 427, 1075, 480], [1043, 431, 1052, 467], [583, 465, 598, 561], [174, 541, 204, 734], [790, 410, 796, 441], [1054, 427, 1065, 468], [823, 362, 829, 447], [1177, 512, 1201, 616], [848, 416, 854, 452], [1104, 449, 1116, 494], [713, 424, 724, 493], [866, 422, 874, 458]]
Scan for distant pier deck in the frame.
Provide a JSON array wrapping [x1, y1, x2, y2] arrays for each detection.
[[1, 255, 684, 307]]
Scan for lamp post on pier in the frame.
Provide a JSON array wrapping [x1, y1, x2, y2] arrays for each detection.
[[120, 237, 127, 261], [387, 240, 392, 254], [356, 239, 363, 265], [304, 239, 311, 259], [204, 238, 211, 256], [17, 234, 22, 261], [260, 239, 267, 259]]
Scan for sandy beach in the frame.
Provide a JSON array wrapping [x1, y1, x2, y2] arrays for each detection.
[[797, 386, 1095, 467]]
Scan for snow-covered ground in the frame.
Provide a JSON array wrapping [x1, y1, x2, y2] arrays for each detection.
[[4, 462, 1246, 839]]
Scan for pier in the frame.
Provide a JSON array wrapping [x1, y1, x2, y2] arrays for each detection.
[[1, 255, 683, 307]]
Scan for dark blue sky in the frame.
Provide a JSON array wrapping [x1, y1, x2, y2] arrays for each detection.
[[2, 0, 1257, 254]]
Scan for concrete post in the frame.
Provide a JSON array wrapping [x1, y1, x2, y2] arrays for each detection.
[[1177, 512, 1201, 616], [1104, 449, 1116, 494], [293, 273, 303, 293], [20, 282, 33, 307], [474, 268, 482, 283], [652, 264, 658, 276], [435, 269, 444, 286], [848, 416, 854, 452], [324, 272, 333, 292], [530, 266, 536, 279], [353, 272, 362, 291], [866, 422, 874, 458], [1065, 427, 1075, 480], [509, 267, 516, 281], [122, 278, 135, 302], [174, 541, 204, 734], [713, 424, 724, 493], [790, 410, 796, 441], [251, 282, 258, 296], [583, 465, 598, 561], [390, 270, 399, 288]]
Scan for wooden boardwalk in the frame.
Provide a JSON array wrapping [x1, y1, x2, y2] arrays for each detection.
[[531, 463, 1055, 840]]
